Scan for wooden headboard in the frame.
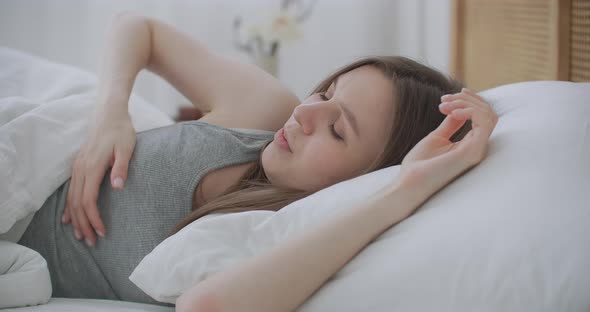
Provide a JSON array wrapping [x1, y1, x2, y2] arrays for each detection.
[[450, 0, 590, 91]]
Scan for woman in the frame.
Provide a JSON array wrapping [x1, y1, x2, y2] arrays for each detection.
[[18, 13, 497, 310]]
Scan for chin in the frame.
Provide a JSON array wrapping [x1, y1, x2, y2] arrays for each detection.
[[261, 148, 282, 185]]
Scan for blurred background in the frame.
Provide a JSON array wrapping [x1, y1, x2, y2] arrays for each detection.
[[0, 0, 453, 119]]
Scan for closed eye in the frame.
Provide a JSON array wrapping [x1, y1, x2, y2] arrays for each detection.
[[319, 93, 344, 141], [330, 124, 343, 141]]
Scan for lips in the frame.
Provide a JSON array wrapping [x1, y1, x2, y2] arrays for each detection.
[[275, 127, 292, 152], [281, 128, 292, 152], [282, 128, 290, 144]]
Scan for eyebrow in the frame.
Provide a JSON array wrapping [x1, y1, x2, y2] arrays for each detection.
[[333, 77, 360, 138]]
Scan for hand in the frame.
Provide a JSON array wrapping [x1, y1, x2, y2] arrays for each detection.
[[62, 110, 136, 246], [397, 88, 498, 202]]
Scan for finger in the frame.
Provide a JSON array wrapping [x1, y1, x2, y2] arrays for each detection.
[[439, 99, 487, 117], [442, 92, 490, 112], [441, 88, 486, 105], [67, 165, 85, 240], [74, 203, 96, 247], [431, 114, 467, 140], [452, 104, 496, 125], [459, 90, 492, 112], [462, 88, 488, 104], [450, 108, 495, 140], [70, 206, 83, 241], [63, 170, 79, 225], [441, 95, 498, 131], [70, 177, 84, 241], [447, 89, 495, 115], [110, 146, 132, 190], [446, 108, 494, 165], [63, 181, 74, 224], [74, 169, 97, 246], [82, 171, 107, 238], [462, 89, 499, 124], [62, 206, 71, 224]]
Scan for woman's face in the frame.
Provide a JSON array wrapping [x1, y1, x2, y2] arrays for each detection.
[[261, 65, 395, 191]]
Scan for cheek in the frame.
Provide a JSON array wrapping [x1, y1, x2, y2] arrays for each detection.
[[296, 141, 348, 178]]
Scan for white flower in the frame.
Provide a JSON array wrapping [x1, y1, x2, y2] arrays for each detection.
[[268, 12, 302, 42], [246, 24, 263, 39], [233, 3, 312, 59]]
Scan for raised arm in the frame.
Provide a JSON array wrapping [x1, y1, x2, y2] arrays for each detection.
[[98, 12, 299, 130], [92, 13, 149, 116], [175, 88, 498, 312]]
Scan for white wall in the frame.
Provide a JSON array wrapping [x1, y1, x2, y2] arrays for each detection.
[[0, 0, 451, 118], [395, 0, 452, 73]]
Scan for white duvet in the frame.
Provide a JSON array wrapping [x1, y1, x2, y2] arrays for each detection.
[[0, 47, 173, 309]]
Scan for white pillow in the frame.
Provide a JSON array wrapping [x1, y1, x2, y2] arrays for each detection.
[[0, 241, 51, 308], [130, 81, 590, 311]]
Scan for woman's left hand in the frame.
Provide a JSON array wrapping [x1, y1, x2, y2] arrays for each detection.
[[397, 88, 498, 202]]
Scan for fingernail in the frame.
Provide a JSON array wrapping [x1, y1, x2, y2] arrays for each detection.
[[97, 230, 105, 238], [441, 94, 451, 100], [74, 229, 82, 240], [61, 215, 67, 223], [85, 238, 94, 247], [439, 102, 450, 109], [113, 177, 124, 189]]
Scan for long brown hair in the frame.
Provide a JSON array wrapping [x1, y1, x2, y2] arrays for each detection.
[[170, 56, 471, 235]]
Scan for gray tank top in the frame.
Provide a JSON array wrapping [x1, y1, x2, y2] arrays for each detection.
[[18, 121, 274, 306]]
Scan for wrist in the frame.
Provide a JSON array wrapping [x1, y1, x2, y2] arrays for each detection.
[[95, 78, 131, 111], [396, 167, 448, 205], [94, 92, 129, 117], [380, 176, 430, 204], [367, 181, 428, 225]]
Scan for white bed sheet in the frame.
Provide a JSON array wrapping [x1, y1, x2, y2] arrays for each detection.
[[2, 298, 174, 312]]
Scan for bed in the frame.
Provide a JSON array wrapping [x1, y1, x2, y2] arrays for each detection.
[[4, 298, 173, 312], [1, 1, 589, 311]]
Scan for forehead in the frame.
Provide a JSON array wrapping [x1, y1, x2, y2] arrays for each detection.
[[331, 66, 395, 139]]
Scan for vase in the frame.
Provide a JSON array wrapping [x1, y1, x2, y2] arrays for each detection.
[[253, 54, 278, 78]]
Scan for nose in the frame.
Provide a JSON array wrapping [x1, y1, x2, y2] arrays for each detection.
[[293, 101, 340, 135]]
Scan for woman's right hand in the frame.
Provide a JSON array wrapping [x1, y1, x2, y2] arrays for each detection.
[[62, 109, 136, 247]]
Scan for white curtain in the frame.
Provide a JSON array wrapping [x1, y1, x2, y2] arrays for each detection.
[[0, 0, 451, 118]]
